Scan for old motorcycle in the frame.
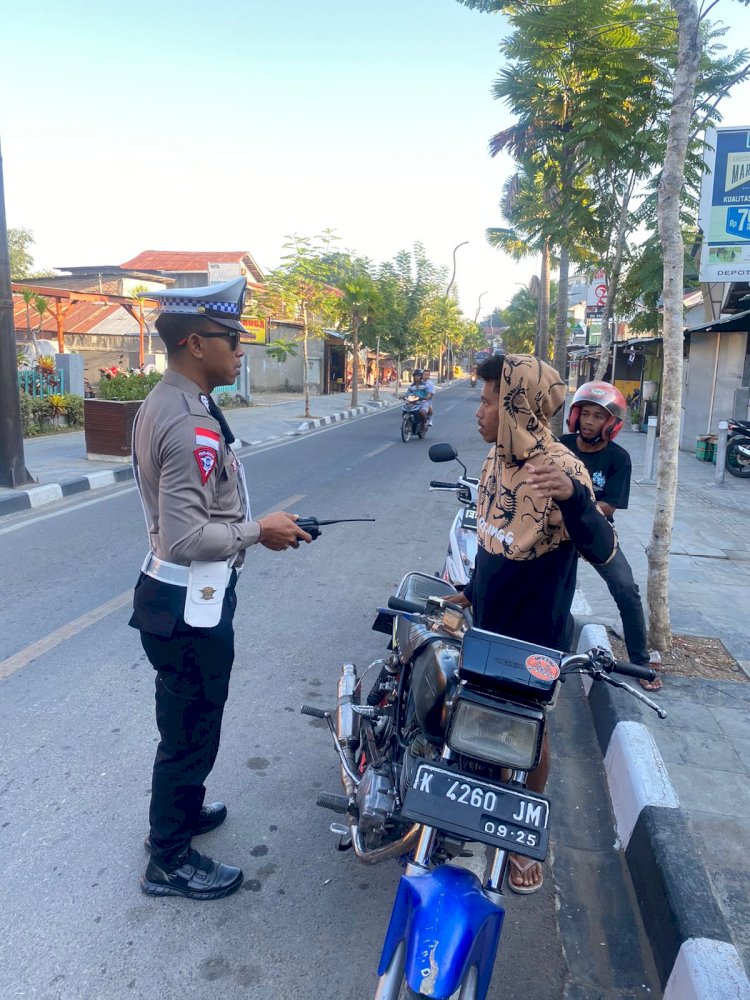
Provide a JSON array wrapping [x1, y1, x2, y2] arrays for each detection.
[[428, 443, 478, 589], [726, 418, 750, 478], [303, 575, 663, 999]]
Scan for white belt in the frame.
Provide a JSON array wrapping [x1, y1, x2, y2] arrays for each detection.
[[141, 552, 240, 588], [142, 552, 190, 587]]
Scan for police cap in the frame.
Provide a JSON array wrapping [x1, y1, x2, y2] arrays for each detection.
[[151, 276, 247, 333]]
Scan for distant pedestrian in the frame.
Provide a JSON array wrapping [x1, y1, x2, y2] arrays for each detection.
[[561, 381, 661, 691], [130, 276, 312, 901]]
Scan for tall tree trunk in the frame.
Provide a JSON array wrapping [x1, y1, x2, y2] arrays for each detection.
[[647, 0, 701, 652], [549, 245, 570, 436], [350, 312, 360, 408], [536, 241, 551, 362], [302, 303, 311, 419], [595, 174, 636, 380]]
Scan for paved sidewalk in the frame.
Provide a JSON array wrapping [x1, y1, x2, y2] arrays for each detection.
[[575, 426, 750, 1000], [0, 386, 405, 516]]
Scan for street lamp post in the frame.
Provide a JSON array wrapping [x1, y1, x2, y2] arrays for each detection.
[[0, 142, 33, 488]]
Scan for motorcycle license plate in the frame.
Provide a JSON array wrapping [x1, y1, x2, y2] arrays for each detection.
[[402, 763, 550, 861], [460, 507, 478, 531]]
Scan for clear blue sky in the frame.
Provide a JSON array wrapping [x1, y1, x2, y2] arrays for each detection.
[[2, 0, 748, 316]]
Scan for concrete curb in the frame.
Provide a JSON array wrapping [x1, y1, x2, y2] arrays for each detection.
[[576, 621, 750, 998], [0, 467, 134, 516], [295, 399, 393, 432]]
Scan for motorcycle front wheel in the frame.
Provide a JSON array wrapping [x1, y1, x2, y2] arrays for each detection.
[[726, 436, 750, 477], [401, 415, 413, 442]]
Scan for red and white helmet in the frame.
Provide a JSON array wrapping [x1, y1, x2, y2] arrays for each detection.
[[567, 381, 627, 441]]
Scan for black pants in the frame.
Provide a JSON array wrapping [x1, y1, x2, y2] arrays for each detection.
[[594, 547, 649, 665], [139, 589, 237, 868]]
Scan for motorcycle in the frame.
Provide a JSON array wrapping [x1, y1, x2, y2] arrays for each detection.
[[428, 443, 478, 589], [469, 373, 477, 388], [304, 578, 663, 999], [726, 418, 750, 478], [401, 395, 428, 443]]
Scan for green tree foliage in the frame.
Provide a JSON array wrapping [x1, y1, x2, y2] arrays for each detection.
[[260, 231, 342, 417], [8, 227, 36, 279], [500, 278, 561, 356]]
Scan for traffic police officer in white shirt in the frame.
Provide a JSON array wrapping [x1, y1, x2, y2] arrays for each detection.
[[130, 276, 311, 900]]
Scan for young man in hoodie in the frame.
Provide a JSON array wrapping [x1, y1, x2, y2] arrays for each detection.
[[450, 354, 617, 893]]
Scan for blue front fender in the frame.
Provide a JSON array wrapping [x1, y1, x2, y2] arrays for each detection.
[[377, 864, 505, 999]]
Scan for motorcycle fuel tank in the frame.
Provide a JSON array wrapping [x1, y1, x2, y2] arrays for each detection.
[[410, 639, 461, 742]]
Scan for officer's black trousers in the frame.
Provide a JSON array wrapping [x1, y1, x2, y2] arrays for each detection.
[[139, 593, 236, 869]]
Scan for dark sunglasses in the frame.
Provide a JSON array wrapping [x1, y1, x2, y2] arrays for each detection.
[[199, 331, 241, 351]]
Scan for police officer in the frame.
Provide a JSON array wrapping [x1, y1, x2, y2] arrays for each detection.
[[130, 277, 311, 900]]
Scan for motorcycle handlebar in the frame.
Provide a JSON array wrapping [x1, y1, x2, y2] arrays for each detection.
[[430, 480, 459, 489], [387, 596, 427, 614], [611, 659, 656, 682]]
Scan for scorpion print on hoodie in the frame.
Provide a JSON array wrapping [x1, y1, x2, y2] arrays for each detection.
[[476, 354, 595, 561], [465, 355, 616, 650]]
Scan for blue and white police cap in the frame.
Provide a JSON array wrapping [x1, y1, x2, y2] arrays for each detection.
[[151, 276, 247, 332]]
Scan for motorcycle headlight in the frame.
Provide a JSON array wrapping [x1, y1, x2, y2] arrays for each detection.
[[447, 697, 543, 771]]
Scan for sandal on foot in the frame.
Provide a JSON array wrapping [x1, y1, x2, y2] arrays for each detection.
[[640, 651, 663, 691], [508, 855, 543, 894]]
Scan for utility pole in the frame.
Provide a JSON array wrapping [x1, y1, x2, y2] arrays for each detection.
[[0, 142, 33, 488]]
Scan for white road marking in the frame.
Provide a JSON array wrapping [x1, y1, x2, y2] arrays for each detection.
[[0, 486, 136, 536], [259, 494, 306, 516], [0, 590, 133, 681], [366, 442, 395, 458]]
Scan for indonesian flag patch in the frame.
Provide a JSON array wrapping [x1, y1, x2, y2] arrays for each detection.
[[193, 427, 220, 485], [195, 426, 220, 450], [194, 446, 218, 485]]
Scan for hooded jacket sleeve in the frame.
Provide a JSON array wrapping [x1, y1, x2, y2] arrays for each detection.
[[556, 478, 616, 566]]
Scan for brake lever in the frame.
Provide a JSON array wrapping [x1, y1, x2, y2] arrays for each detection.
[[597, 671, 668, 719]]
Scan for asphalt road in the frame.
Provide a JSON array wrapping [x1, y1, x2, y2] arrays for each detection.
[[0, 384, 659, 1000]]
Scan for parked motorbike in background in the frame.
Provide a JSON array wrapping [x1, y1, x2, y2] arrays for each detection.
[[428, 443, 478, 589], [304, 576, 663, 999], [400, 395, 428, 443], [726, 418, 750, 478]]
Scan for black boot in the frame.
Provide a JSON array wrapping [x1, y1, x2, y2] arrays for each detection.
[[141, 849, 243, 900]]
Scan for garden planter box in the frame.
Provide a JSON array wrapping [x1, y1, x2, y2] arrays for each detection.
[[84, 399, 143, 463]]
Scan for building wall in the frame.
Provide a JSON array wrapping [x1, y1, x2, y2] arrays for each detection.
[[681, 331, 748, 448]]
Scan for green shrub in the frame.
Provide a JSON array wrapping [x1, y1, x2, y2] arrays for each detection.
[[18, 393, 36, 436], [98, 371, 162, 400], [30, 396, 51, 428], [64, 394, 84, 427]]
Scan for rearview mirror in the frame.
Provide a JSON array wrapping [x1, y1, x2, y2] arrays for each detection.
[[429, 443, 458, 463]]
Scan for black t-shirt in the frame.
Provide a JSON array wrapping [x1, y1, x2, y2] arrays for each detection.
[[560, 434, 631, 514]]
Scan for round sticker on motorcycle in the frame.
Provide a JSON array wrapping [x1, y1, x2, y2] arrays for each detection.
[[525, 654, 560, 681]]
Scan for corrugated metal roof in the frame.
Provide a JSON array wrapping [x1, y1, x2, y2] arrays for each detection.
[[120, 250, 250, 271], [13, 299, 121, 336]]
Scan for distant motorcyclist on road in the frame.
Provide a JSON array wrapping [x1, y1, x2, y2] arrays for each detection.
[[421, 370, 436, 426], [403, 369, 431, 431]]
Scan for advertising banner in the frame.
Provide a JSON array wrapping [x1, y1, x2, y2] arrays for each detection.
[[586, 269, 607, 318], [240, 317, 267, 345], [699, 126, 750, 281]]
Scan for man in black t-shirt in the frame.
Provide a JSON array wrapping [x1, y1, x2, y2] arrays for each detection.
[[562, 381, 661, 691]]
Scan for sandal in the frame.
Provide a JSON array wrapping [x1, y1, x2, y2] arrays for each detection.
[[639, 651, 663, 691], [508, 855, 543, 894]]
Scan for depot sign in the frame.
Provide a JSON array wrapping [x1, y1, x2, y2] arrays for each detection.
[[699, 126, 750, 281], [586, 270, 608, 318]]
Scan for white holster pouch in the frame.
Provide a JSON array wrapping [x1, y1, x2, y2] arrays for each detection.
[[184, 560, 232, 628]]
